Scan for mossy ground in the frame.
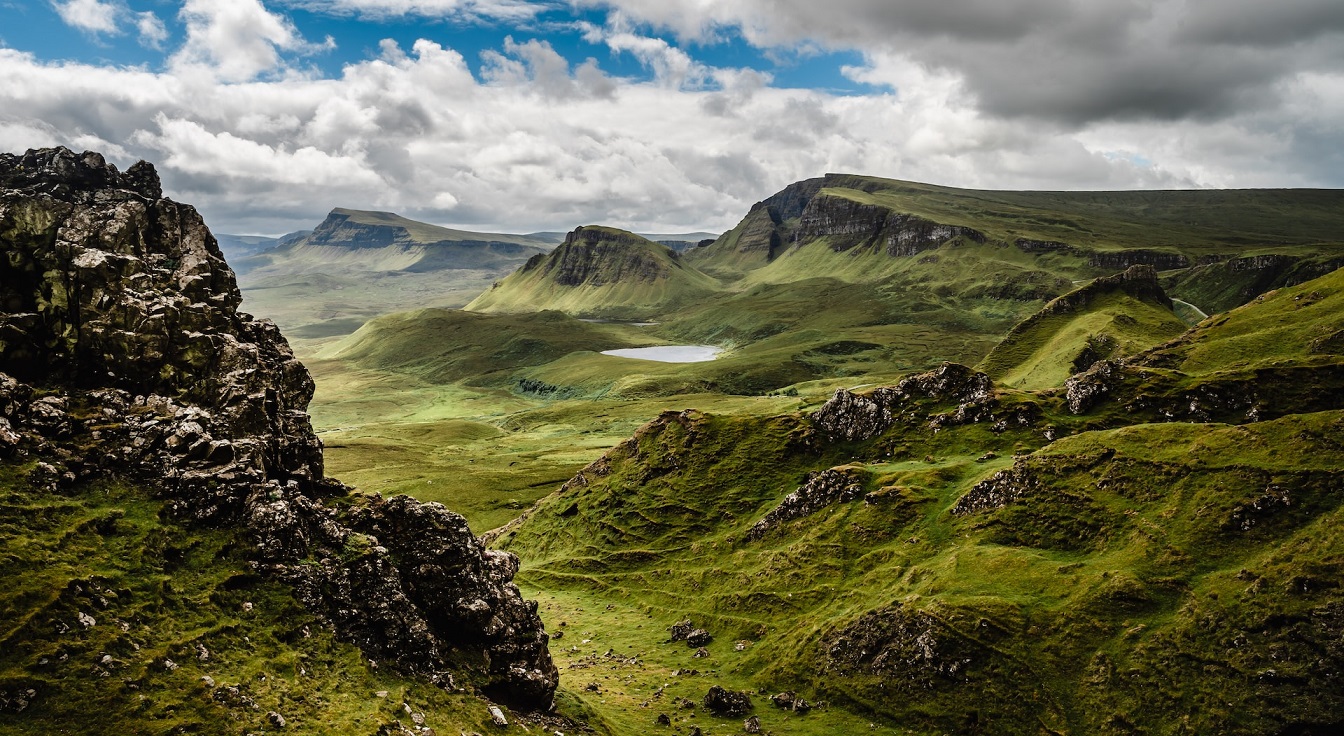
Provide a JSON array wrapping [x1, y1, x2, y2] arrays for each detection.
[[0, 462, 549, 735], [495, 402, 1344, 734]]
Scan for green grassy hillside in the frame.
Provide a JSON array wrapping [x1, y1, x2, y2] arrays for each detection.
[[316, 308, 659, 385], [479, 263, 1344, 735], [979, 266, 1188, 389], [466, 227, 722, 318], [806, 175, 1344, 254], [1140, 265, 1344, 375]]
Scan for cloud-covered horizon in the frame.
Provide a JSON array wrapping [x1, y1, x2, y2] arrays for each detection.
[[2, 0, 1341, 235]]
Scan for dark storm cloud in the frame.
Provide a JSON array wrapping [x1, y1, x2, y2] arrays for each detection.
[[1178, 0, 1344, 46], [596, 0, 1344, 125]]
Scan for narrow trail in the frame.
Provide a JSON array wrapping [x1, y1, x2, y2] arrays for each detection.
[[1172, 298, 1209, 320]]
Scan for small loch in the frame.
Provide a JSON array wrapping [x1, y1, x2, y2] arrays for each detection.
[[600, 345, 723, 363]]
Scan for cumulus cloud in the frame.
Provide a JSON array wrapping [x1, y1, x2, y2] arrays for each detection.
[[279, 0, 548, 21], [135, 11, 169, 49], [51, 0, 121, 35], [50, 0, 169, 49], [481, 37, 615, 99], [1, 2, 1341, 236], [170, 0, 334, 82]]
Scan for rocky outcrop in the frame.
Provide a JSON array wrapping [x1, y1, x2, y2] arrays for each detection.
[[795, 192, 984, 256], [951, 466, 1041, 515], [745, 467, 865, 541], [811, 363, 1001, 441], [1087, 249, 1189, 271], [1064, 359, 1126, 414], [825, 604, 974, 686], [0, 147, 557, 706]]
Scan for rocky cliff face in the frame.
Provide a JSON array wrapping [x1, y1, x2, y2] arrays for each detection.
[[301, 209, 404, 249], [794, 191, 985, 256], [0, 148, 557, 706]]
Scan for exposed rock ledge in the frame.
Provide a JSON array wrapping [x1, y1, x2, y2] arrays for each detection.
[[0, 147, 557, 706]]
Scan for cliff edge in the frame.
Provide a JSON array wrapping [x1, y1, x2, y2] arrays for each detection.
[[0, 147, 557, 707]]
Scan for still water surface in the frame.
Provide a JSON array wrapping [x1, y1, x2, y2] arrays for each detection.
[[600, 345, 722, 363]]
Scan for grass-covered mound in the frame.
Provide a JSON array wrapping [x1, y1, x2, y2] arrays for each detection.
[[315, 307, 659, 385], [979, 265, 1188, 389]]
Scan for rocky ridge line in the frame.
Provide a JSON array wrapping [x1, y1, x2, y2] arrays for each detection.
[[0, 147, 557, 706]]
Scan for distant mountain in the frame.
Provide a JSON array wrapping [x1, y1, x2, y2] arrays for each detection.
[[689, 173, 1344, 288], [526, 230, 718, 251], [465, 226, 720, 318], [214, 230, 308, 266], [259, 208, 553, 272], [234, 209, 554, 343]]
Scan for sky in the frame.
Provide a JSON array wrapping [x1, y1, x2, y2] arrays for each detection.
[[1, 1, 1342, 236]]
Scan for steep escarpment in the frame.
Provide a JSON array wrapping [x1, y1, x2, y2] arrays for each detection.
[[0, 149, 557, 712], [466, 226, 720, 318], [793, 189, 986, 256], [689, 177, 825, 274]]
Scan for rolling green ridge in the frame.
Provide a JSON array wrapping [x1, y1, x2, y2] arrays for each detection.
[[481, 262, 1344, 735], [266, 175, 1344, 735]]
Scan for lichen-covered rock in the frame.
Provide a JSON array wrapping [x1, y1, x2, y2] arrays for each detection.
[[1064, 359, 1125, 415], [810, 389, 892, 442], [745, 467, 865, 541], [811, 363, 1000, 441], [703, 685, 753, 716], [0, 147, 557, 707], [825, 604, 974, 687], [669, 619, 694, 641], [951, 466, 1041, 515], [685, 629, 713, 647]]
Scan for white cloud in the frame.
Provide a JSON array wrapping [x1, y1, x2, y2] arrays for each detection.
[[170, 0, 333, 82], [136, 11, 169, 49], [51, 0, 121, 35], [279, 0, 548, 21], [0, 16, 1339, 237]]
